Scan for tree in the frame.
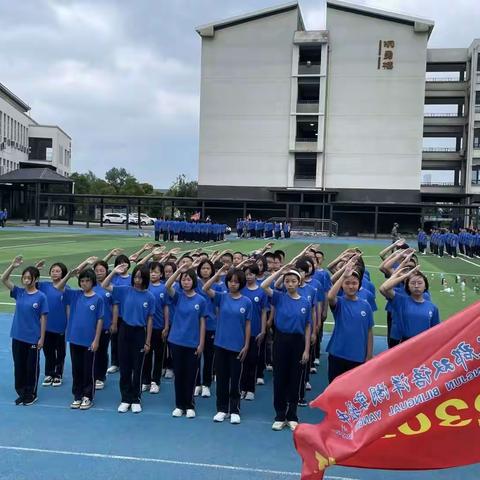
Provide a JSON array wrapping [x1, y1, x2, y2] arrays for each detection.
[[166, 174, 198, 197], [105, 168, 136, 194]]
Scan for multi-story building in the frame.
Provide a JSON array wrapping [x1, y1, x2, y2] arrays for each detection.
[[0, 82, 71, 176], [196, 0, 480, 218]]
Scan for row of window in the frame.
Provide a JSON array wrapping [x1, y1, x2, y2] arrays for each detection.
[[0, 158, 17, 175], [0, 111, 28, 149]]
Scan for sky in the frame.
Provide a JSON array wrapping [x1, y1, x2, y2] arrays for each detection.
[[0, 0, 479, 188]]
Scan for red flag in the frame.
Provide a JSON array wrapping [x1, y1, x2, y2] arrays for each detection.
[[294, 301, 480, 479], [190, 212, 200, 221]]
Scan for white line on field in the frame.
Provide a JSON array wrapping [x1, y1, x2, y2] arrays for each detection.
[[458, 257, 480, 268], [0, 302, 15, 306], [324, 321, 386, 329], [364, 264, 480, 277], [0, 234, 78, 241], [0, 241, 78, 250], [0, 445, 360, 479]]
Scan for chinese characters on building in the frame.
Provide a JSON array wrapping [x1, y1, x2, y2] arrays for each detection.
[[378, 40, 395, 70]]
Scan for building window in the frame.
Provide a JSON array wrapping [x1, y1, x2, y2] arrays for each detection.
[[298, 77, 320, 104], [473, 167, 480, 185], [29, 137, 53, 160], [477, 53, 480, 72], [299, 46, 321, 75], [474, 128, 480, 149], [295, 153, 317, 180], [296, 117, 318, 142]]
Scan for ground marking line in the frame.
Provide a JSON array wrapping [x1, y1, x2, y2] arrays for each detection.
[[0, 302, 15, 306], [0, 241, 78, 250], [458, 256, 480, 268], [363, 264, 480, 277], [0, 234, 78, 241], [0, 445, 362, 479]]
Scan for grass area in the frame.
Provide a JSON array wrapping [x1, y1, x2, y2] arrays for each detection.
[[1, 229, 479, 336]]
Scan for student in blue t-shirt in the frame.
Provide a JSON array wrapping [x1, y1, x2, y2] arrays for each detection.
[[107, 254, 132, 374], [240, 263, 267, 401], [203, 265, 252, 425], [380, 266, 440, 342], [165, 264, 206, 419], [92, 260, 118, 390], [36, 261, 69, 387], [327, 256, 374, 384], [1, 256, 48, 406], [261, 264, 311, 432], [194, 259, 217, 398], [142, 262, 169, 395], [56, 267, 104, 410], [103, 264, 154, 414]]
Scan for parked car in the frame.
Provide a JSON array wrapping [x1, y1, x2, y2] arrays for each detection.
[[103, 213, 127, 224], [128, 213, 155, 225]]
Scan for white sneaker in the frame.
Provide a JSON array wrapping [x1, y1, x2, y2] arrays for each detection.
[[272, 421, 287, 431], [266, 365, 273, 371], [80, 397, 93, 410], [95, 380, 105, 390], [194, 386, 202, 397], [42, 376, 53, 386], [70, 399, 82, 409], [213, 411, 227, 422], [141, 384, 149, 392], [186, 409, 196, 418], [305, 382, 312, 391], [117, 402, 130, 413], [164, 369, 174, 379], [230, 413, 241, 424], [287, 421, 299, 431], [256, 378, 265, 386], [310, 367, 317, 374], [107, 365, 119, 374], [244, 392, 255, 401], [131, 403, 142, 414], [172, 408, 184, 417], [314, 358, 320, 366], [201, 386, 211, 397], [150, 382, 160, 394]]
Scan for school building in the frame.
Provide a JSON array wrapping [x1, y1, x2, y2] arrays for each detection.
[[196, 0, 480, 221]]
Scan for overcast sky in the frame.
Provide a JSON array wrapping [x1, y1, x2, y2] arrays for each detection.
[[1, 0, 479, 188]]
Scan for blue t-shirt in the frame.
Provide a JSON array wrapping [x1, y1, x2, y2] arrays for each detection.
[[38, 281, 69, 334], [213, 292, 252, 352], [391, 294, 440, 339], [10, 287, 49, 344], [271, 290, 311, 335], [339, 287, 377, 312], [112, 286, 155, 327], [64, 289, 104, 347], [111, 274, 131, 317], [241, 286, 268, 337], [168, 291, 207, 348], [148, 283, 169, 329], [93, 285, 116, 330], [327, 296, 374, 363], [195, 280, 217, 331]]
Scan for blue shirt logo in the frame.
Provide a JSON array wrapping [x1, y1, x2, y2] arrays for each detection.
[[106, 292, 111, 298], [301, 307, 306, 314], [361, 311, 366, 317], [240, 307, 246, 314], [254, 296, 260, 303], [194, 304, 200, 310], [160, 293, 164, 299], [143, 302, 148, 308], [90, 304, 96, 311], [32, 302, 39, 309]]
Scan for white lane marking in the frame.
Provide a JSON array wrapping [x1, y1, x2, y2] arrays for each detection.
[[0, 234, 78, 241], [0, 445, 362, 479], [0, 241, 78, 250], [458, 257, 480, 268], [324, 321, 386, 329]]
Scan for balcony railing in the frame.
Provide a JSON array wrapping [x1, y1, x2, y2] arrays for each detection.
[[425, 77, 462, 82], [298, 62, 321, 75], [421, 182, 457, 187], [472, 179, 480, 186], [424, 113, 462, 117], [475, 105, 480, 113], [422, 147, 458, 152], [296, 137, 318, 142]]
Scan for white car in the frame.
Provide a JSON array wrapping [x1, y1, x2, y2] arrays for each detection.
[[103, 213, 127, 224], [128, 213, 155, 225]]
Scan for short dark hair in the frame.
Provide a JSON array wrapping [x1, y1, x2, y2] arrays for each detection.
[[254, 254, 267, 273], [405, 271, 429, 295], [180, 255, 193, 262], [114, 255, 131, 269], [197, 259, 215, 279], [294, 258, 310, 274], [221, 252, 233, 261], [131, 265, 150, 289], [225, 268, 246, 290], [93, 260, 109, 274], [78, 268, 97, 287], [264, 252, 274, 261], [243, 263, 259, 276], [213, 260, 224, 272], [233, 251, 243, 257], [49, 262, 68, 278], [179, 268, 198, 289], [22, 266, 40, 284], [149, 261, 164, 279], [274, 250, 286, 260]]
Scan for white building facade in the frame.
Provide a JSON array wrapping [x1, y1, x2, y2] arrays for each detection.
[[0, 82, 71, 176], [196, 0, 480, 208]]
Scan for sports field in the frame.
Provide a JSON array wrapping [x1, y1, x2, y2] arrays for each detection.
[[0, 226, 478, 480]]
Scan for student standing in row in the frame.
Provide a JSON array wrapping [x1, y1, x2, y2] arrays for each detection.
[[56, 267, 104, 410], [261, 265, 311, 431], [203, 265, 252, 425], [142, 262, 169, 394], [166, 265, 206, 418], [103, 264, 154, 414], [327, 257, 374, 383], [1, 256, 48, 405], [36, 261, 69, 387]]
